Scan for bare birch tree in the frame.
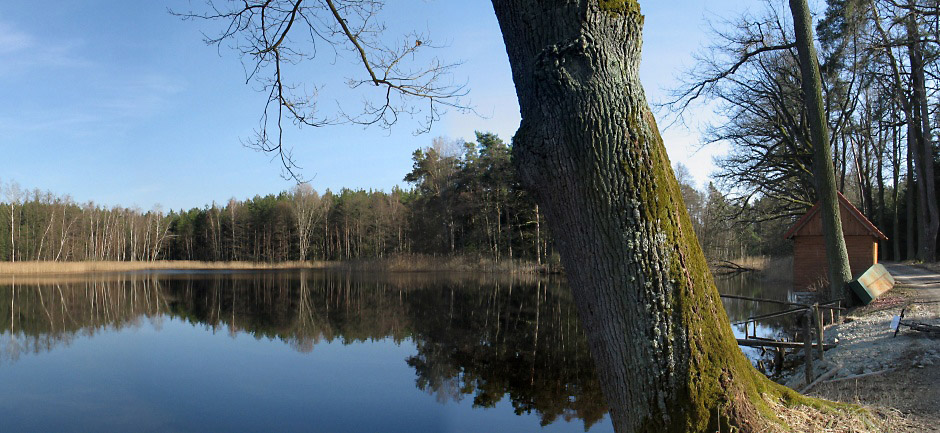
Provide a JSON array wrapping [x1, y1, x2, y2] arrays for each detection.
[[290, 183, 328, 261]]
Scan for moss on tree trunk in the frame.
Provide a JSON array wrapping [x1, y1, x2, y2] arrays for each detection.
[[491, 1, 826, 431]]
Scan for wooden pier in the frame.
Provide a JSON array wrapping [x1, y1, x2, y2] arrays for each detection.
[[721, 293, 843, 386]]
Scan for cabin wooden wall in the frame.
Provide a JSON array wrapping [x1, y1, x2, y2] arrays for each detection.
[[792, 235, 878, 291]]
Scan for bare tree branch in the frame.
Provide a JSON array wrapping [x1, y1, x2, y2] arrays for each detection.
[[172, 0, 473, 180]]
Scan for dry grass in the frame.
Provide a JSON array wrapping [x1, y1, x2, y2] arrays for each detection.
[[0, 255, 548, 277], [337, 254, 546, 274], [734, 255, 772, 270], [710, 255, 793, 284], [805, 369, 937, 432], [804, 339, 940, 433], [761, 256, 793, 284], [762, 394, 916, 433], [0, 260, 321, 276]]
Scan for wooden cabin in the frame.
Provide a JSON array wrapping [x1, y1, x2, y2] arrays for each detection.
[[784, 192, 888, 291]]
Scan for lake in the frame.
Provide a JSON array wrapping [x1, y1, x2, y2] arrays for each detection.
[[716, 271, 804, 371], [0, 270, 795, 432], [0, 271, 613, 433]]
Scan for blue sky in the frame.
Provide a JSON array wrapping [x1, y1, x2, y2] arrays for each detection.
[[1, 0, 760, 211]]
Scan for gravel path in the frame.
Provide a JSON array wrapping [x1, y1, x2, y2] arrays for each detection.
[[884, 262, 940, 301]]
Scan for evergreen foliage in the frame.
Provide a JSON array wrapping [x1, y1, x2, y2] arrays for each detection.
[[0, 133, 555, 265]]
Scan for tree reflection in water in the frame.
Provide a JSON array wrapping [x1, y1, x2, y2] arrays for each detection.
[[0, 271, 609, 430], [716, 273, 802, 340]]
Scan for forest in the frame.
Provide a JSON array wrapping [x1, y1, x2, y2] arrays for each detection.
[[0, 133, 552, 266], [666, 0, 940, 263], [0, 130, 822, 267], [4, 0, 940, 268]]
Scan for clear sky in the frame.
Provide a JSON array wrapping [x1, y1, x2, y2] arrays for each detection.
[[0, 0, 760, 211]]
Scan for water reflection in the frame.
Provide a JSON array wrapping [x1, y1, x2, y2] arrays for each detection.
[[0, 272, 610, 432], [717, 273, 798, 334], [716, 273, 803, 372]]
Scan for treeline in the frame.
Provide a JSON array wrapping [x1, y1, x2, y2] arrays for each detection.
[[674, 165, 793, 261], [668, 0, 940, 262], [0, 132, 556, 266]]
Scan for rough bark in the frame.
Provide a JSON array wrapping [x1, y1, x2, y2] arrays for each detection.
[[909, 112, 929, 259], [907, 129, 917, 259], [876, 132, 886, 260], [907, 17, 939, 262], [491, 1, 791, 431], [789, 0, 853, 302], [892, 124, 901, 261]]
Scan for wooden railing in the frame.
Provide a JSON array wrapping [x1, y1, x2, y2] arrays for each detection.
[[720, 294, 845, 386]]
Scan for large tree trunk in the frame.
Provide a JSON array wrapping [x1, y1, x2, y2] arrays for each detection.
[[892, 123, 902, 261], [491, 1, 787, 431], [908, 17, 939, 262], [909, 114, 929, 259], [876, 130, 886, 260], [907, 128, 918, 260], [789, 0, 853, 302]]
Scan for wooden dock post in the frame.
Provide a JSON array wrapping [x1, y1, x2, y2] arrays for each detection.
[[814, 304, 824, 361], [774, 347, 784, 376], [803, 309, 814, 386]]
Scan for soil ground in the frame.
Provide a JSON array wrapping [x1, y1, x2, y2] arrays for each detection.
[[788, 262, 940, 432]]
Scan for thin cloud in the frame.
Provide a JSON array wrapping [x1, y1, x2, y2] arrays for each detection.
[[0, 74, 185, 139], [0, 21, 91, 74], [91, 74, 186, 117], [0, 22, 32, 54]]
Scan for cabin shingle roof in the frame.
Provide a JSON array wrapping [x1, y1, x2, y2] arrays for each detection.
[[783, 192, 887, 240]]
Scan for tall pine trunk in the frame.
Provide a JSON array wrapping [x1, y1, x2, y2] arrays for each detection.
[[491, 1, 790, 431], [789, 0, 852, 302], [908, 17, 939, 261], [907, 130, 917, 259], [892, 123, 902, 260]]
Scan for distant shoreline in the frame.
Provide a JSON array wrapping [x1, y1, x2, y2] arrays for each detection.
[[0, 260, 320, 276], [0, 255, 552, 277]]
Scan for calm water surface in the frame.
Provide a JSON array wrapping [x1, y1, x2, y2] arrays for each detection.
[[0, 270, 795, 432], [716, 272, 803, 367], [1, 272, 613, 433]]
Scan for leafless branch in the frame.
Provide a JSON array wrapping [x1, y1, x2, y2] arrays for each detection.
[[172, 0, 472, 180]]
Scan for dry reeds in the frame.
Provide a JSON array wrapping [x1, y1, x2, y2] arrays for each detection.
[[761, 256, 793, 284], [0, 260, 325, 276], [0, 254, 548, 277], [325, 254, 547, 274]]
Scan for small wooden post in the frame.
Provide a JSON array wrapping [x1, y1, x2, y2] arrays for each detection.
[[814, 304, 824, 360], [803, 309, 814, 387], [774, 347, 784, 376]]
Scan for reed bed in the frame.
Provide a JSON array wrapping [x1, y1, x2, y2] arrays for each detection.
[[336, 255, 547, 274], [0, 260, 320, 276], [710, 255, 793, 284], [0, 255, 549, 277]]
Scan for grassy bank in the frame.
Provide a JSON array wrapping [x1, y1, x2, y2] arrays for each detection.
[[0, 255, 550, 276]]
